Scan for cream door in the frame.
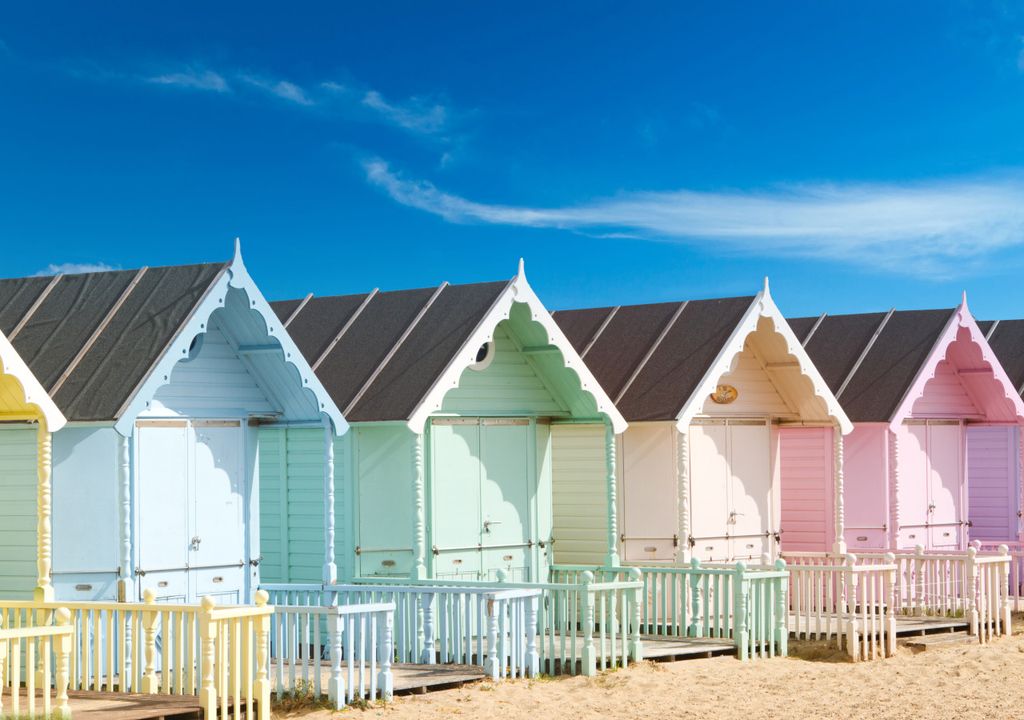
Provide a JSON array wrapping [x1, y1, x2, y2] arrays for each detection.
[[621, 424, 677, 562], [688, 421, 731, 561], [727, 421, 772, 560]]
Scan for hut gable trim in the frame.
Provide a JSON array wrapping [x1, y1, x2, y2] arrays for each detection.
[[887, 296, 1024, 431], [113, 241, 347, 435], [0, 330, 66, 429], [675, 280, 853, 433], [409, 261, 627, 434]]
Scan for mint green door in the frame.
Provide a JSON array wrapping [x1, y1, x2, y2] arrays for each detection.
[[480, 420, 532, 581], [430, 418, 534, 581]]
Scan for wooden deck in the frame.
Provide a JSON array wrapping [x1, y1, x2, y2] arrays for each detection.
[[641, 635, 736, 660], [789, 612, 970, 637], [11, 689, 217, 720]]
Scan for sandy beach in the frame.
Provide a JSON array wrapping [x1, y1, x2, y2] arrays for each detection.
[[277, 618, 1024, 720]]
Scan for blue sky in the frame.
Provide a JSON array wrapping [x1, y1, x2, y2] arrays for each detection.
[[3, 2, 1024, 317]]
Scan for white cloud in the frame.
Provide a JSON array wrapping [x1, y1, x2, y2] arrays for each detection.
[[147, 68, 229, 93], [35, 262, 117, 277], [239, 74, 314, 105], [362, 90, 447, 134], [363, 159, 1024, 276]]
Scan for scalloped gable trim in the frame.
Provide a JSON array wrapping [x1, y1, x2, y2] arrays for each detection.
[[0, 330, 67, 430]]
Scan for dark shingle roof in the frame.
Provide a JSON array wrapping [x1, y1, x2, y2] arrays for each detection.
[[788, 309, 954, 422], [272, 280, 510, 422], [553, 296, 755, 421], [0, 263, 227, 421], [979, 320, 1024, 394]]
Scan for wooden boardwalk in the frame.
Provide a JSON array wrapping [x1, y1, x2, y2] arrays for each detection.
[[789, 612, 969, 638]]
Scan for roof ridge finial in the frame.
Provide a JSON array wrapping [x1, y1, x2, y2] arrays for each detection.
[[233, 237, 243, 265], [518, 257, 526, 279], [762, 276, 770, 297], [961, 289, 968, 307]]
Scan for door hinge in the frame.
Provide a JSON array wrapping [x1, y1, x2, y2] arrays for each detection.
[[134, 568, 147, 577], [672, 534, 679, 548], [249, 556, 262, 567], [432, 545, 439, 556], [688, 535, 696, 548]]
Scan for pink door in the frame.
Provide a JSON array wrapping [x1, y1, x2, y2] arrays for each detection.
[[842, 425, 889, 550], [927, 421, 963, 549], [621, 424, 677, 562], [967, 426, 1020, 543], [896, 423, 930, 548], [779, 427, 833, 553]]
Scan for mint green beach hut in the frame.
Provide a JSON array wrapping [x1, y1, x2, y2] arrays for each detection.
[[259, 262, 627, 585]]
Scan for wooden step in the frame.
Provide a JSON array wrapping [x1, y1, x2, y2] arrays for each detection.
[[901, 632, 974, 651]]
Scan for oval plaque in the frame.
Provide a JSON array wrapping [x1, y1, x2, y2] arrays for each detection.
[[710, 384, 739, 404]]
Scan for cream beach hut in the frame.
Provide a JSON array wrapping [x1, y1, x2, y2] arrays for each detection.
[[552, 281, 852, 564], [259, 261, 626, 585], [0, 244, 344, 604], [790, 297, 1024, 552]]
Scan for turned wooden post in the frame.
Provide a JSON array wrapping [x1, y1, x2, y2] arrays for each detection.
[[733, 562, 750, 661], [688, 558, 703, 637], [253, 590, 271, 720], [327, 610, 344, 708], [419, 592, 435, 664], [525, 595, 540, 677], [581, 571, 597, 676], [844, 554, 860, 661], [55, 607, 72, 719], [628, 567, 643, 662], [198, 596, 219, 719], [378, 609, 395, 700], [773, 558, 788, 656], [141, 588, 160, 693], [884, 552, 897, 657], [913, 545, 926, 616], [966, 547, 979, 637], [483, 596, 501, 680], [999, 544, 1012, 635]]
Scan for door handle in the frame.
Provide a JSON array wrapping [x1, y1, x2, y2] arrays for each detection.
[[483, 520, 502, 533], [190, 536, 202, 551], [729, 511, 744, 524], [927, 504, 936, 514]]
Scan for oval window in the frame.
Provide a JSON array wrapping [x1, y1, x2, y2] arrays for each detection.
[[469, 341, 496, 371]]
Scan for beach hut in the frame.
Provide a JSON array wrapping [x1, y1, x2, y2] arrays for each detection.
[[790, 296, 1024, 552], [552, 280, 852, 564], [972, 319, 1024, 544], [0, 327, 68, 601], [0, 243, 344, 604], [260, 261, 626, 584]]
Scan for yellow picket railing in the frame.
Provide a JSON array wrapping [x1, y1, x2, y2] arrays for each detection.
[[0, 607, 73, 718], [0, 592, 273, 720]]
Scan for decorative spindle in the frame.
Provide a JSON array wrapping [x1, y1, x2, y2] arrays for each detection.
[[677, 430, 690, 564], [35, 419, 53, 601], [483, 597, 500, 680], [198, 596, 218, 718], [55, 607, 72, 719], [581, 571, 597, 676], [412, 433, 427, 579], [327, 612, 343, 708], [141, 589, 159, 693], [254, 590, 271, 719], [628, 567, 643, 662], [323, 420, 337, 584], [419, 592, 435, 664], [733, 562, 750, 661], [118, 433, 132, 600], [605, 423, 620, 567], [889, 430, 900, 549], [833, 428, 847, 555], [525, 595, 539, 677], [378, 609, 394, 700], [773, 559, 788, 656]]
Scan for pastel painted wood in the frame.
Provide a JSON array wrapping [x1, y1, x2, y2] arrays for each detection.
[[259, 262, 626, 586], [554, 280, 852, 565]]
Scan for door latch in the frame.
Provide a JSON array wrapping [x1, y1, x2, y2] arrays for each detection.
[[729, 511, 743, 524], [483, 520, 502, 533], [190, 536, 202, 551], [927, 503, 936, 514]]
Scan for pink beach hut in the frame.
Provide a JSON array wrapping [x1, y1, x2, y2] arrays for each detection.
[[553, 280, 852, 565], [789, 296, 1024, 553]]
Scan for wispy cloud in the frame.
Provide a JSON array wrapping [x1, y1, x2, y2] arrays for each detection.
[[35, 262, 117, 276], [147, 68, 229, 93], [361, 90, 448, 134], [238, 74, 314, 105], [364, 159, 1024, 276]]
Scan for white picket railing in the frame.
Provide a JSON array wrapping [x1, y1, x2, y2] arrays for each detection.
[[270, 601, 394, 707], [783, 546, 1011, 648], [0, 608, 73, 719], [977, 541, 1024, 611], [787, 555, 898, 660], [264, 583, 542, 680], [0, 592, 274, 720]]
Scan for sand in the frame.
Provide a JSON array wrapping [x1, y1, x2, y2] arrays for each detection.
[[277, 619, 1024, 720]]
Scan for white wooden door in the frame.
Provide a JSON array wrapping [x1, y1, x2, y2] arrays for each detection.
[[621, 424, 677, 562], [728, 421, 772, 560], [896, 423, 930, 548], [136, 422, 190, 602], [189, 421, 245, 603], [927, 422, 963, 549], [480, 420, 532, 581], [688, 421, 731, 561]]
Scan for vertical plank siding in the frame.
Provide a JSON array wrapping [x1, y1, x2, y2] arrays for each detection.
[[0, 427, 37, 599], [551, 425, 608, 566], [967, 426, 1018, 543], [778, 427, 833, 553]]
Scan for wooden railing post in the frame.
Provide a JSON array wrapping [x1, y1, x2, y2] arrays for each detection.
[[378, 609, 395, 700], [198, 596, 218, 719], [884, 553, 897, 657], [581, 571, 597, 676], [419, 592, 435, 664], [844, 555, 860, 661], [254, 590, 272, 720], [688, 558, 702, 637], [733, 562, 749, 661], [141, 588, 160, 694], [525, 595, 540, 677], [773, 559, 788, 656], [483, 596, 501, 681], [55, 607, 72, 719], [999, 544, 1012, 635], [628, 567, 643, 662], [327, 609, 344, 709], [966, 547, 979, 637], [913, 544, 926, 616]]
